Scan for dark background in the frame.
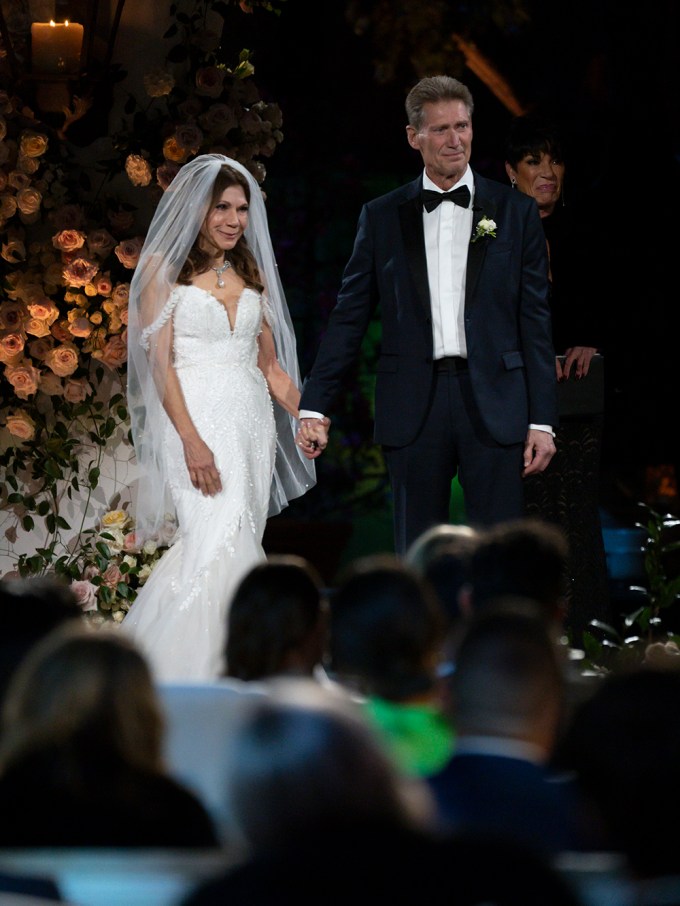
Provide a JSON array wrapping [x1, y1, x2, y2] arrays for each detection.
[[229, 0, 680, 524]]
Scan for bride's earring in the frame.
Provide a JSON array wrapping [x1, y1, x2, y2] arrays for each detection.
[[511, 177, 517, 189]]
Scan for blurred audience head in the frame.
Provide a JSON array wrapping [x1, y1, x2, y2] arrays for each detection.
[[225, 555, 328, 681], [0, 575, 82, 707], [405, 523, 480, 626], [462, 517, 569, 626], [327, 553, 447, 700], [0, 622, 165, 778], [450, 595, 567, 755], [223, 677, 434, 851], [554, 666, 680, 879]]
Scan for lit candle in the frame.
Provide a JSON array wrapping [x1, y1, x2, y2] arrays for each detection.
[[31, 20, 83, 75]]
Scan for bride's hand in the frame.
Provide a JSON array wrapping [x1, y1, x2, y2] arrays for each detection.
[[183, 436, 222, 496]]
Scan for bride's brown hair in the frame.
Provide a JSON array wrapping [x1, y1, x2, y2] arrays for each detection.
[[178, 165, 264, 293]]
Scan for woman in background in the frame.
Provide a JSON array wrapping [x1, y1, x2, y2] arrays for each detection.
[[504, 114, 610, 642]]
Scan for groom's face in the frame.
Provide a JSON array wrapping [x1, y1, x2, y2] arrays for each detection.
[[407, 99, 473, 188]]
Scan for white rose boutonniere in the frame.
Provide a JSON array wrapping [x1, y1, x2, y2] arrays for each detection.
[[471, 216, 497, 243]]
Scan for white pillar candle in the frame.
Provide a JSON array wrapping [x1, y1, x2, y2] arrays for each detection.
[[31, 20, 84, 75]]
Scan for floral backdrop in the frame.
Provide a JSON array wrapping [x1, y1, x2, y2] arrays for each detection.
[[0, 0, 287, 623]]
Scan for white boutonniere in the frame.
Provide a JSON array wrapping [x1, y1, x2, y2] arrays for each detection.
[[471, 216, 497, 243]]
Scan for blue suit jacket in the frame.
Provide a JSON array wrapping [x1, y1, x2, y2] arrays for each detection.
[[300, 171, 558, 448], [427, 752, 593, 856]]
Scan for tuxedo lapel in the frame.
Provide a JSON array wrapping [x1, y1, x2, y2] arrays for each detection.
[[466, 180, 498, 307], [399, 187, 432, 319]]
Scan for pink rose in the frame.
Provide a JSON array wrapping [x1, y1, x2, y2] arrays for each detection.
[[94, 334, 127, 369], [52, 229, 86, 253], [102, 563, 123, 588], [0, 330, 25, 357], [5, 359, 40, 398], [123, 531, 140, 552], [70, 579, 98, 612], [114, 236, 144, 270], [67, 316, 93, 338], [27, 297, 59, 325], [63, 257, 99, 288], [95, 274, 113, 296], [63, 375, 92, 402], [45, 342, 79, 377]]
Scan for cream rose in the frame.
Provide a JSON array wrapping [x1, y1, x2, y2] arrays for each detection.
[[101, 509, 129, 530], [27, 297, 59, 325], [45, 342, 79, 377]]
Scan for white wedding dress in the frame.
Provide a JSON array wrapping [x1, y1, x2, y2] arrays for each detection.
[[122, 285, 276, 682]]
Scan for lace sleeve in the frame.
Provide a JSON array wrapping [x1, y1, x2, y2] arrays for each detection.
[[140, 288, 179, 350]]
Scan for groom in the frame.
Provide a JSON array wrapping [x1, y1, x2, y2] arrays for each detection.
[[298, 75, 557, 554]]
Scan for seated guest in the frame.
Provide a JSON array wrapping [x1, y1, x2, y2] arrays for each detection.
[[554, 666, 680, 881], [0, 575, 82, 710], [0, 623, 219, 847], [224, 555, 329, 681], [327, 554, 455, 778], [182, 678, 583, 906], [427, 597, 598, 857]]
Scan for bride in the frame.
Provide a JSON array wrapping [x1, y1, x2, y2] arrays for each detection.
[[122, 154, 320, 682]]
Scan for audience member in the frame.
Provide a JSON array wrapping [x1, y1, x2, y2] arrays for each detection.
[[224, 555, 328, 681], [326, 554, 455, 778], [405, 522, 480, 629], [183, 677, 583, 906], [0, 575, 82, 709], [427, 597, 597, 857], [0, 622, 219, 847], [553, 666, 680, 884], [461, 517, 569, 625]]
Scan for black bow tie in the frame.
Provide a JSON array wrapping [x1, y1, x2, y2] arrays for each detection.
[[421, 185, 471, 212]]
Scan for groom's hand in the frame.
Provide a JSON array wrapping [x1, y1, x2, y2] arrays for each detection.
[[298, 416, 330, 458]]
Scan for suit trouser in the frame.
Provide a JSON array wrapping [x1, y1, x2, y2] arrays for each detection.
[[383, 362, 526, 555]]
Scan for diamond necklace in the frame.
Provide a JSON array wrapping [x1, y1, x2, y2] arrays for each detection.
[[211, 259, 232, 288]]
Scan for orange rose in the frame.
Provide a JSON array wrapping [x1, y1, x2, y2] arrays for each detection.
[[5, 410, 36, 441]]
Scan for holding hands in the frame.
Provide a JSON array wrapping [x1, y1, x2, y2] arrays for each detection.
[[296, 416, 331, 460]]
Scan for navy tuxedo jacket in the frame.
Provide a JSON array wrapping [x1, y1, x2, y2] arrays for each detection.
[[300, 170, 558, 448]]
